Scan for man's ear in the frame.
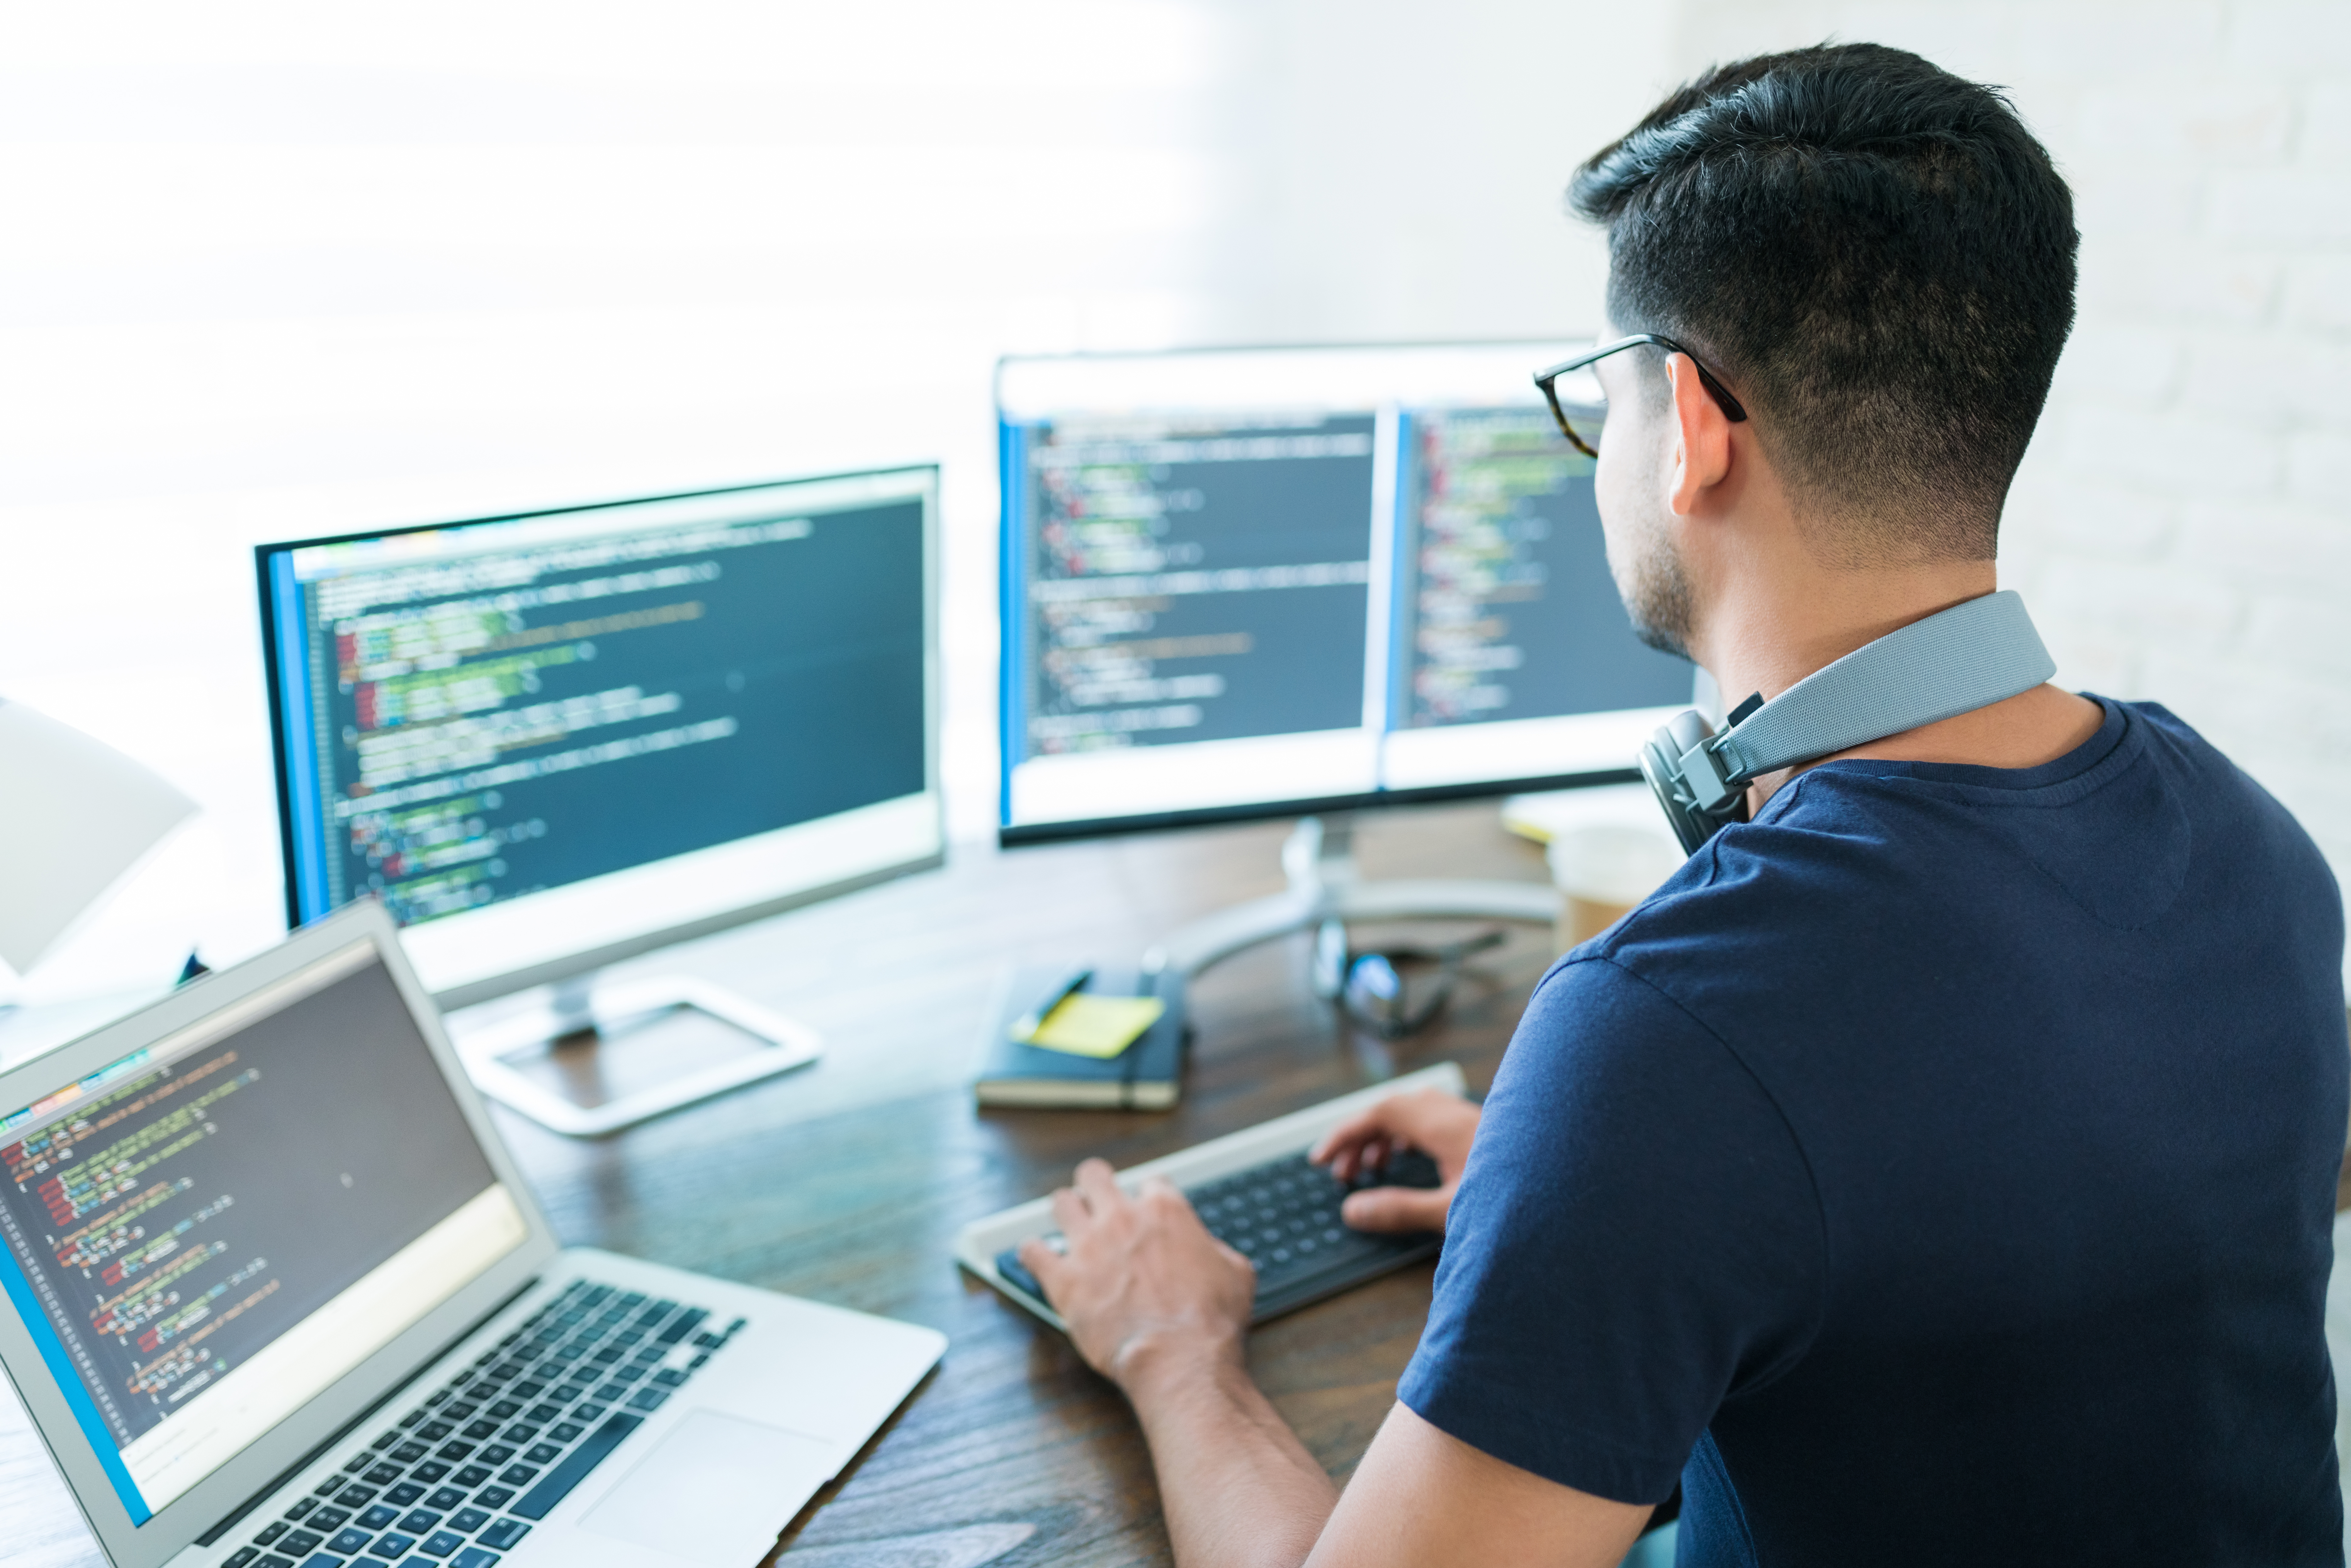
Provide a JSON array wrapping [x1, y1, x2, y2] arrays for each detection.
[[1666, 353, 1734, 516]]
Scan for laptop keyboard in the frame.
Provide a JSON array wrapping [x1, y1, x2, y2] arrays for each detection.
[[220, 1280, 744, 1568], [995, 1148, 1443, 1322]]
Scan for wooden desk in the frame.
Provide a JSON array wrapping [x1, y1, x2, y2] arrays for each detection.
[[0, 803, 1560, 1568]]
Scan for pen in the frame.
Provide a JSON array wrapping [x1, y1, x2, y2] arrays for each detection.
[[1009, 967, 1094, 1042]]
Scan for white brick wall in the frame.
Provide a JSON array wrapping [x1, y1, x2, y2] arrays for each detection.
[[1669, 0, 2351, 913]]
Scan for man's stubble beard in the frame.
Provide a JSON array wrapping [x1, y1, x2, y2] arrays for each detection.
[[1612, 505, 1698, 663]]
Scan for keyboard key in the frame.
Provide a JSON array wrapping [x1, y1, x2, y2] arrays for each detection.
[[399, 1510, 443, 1533], [511, 1413, 641, 1520], [296, 1554, 344, 1568], [424, 1486, 467, 1511], [373, 1532, 417, 1558], [523, 1403, 562, 1423], [460, 1420, 499, 1440], [651, 1369, 687, 1388], [329, 1528, 376, 1554], [477, 1519, 530, 1551], [419, 1532, 464, 1558], [443, 1402, 477, 1420], [337, 1486, 378, 1508], [449, 1507, 491, 1532], [571, 1402, 607, 1422], [522, 1443, 562, 1465], [450, 1546, 501, 1568], [357, 1505, 400, 1529], [370, 1431, 403, 1452], [436, 1443, 475, 1462], [656, 1309, 709, 1346], [225, 1551, 259, 1568], [452, 1465, 492, 1488], [363, 1464, 403, 1487], [501, 1424, 538, 1443], [488, 1400, 522, 1419], [256, 1522, 288, 1544], [257, 1558, 295, 1568], [391, 1443, 428, 1464], [510, 1380, 545, 1399], [386, 1482, 427, 1506], [475, 1486, 516, 1510], [479, 1445, 516, 1465], [279, 1531, 324, 1555], [549, 1423, 582, 1442], [419, 1421, 454, 1441], [498, 1464, 539, 1486], [310, 1507, 351, 1532], [410, 1462, 451, 1483], [625, 1388, 668, 1412], [594, 1383, 627, 1402]]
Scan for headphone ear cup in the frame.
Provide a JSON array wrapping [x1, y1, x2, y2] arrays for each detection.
[[1641, 716, 1718, 857]]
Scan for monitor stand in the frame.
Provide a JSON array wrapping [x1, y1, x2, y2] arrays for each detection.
[[451, 974, 821, 1138], [1141, 813, 1560, 995]]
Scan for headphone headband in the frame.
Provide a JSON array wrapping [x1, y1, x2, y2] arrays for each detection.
[[1642, 591, 2058, 853]]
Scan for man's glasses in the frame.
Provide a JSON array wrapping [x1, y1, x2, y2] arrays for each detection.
[[1532, 333, 1750, 459]]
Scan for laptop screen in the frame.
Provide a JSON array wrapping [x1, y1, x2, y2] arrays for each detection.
[[0, 941, 528, 1524]]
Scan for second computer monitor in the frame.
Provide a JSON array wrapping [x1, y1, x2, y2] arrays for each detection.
[[997, 343, 1694, 840], [258, 466, 942, 1009]]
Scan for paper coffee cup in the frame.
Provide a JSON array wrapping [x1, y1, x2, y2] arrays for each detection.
[[1547, 825, 1684, 951]]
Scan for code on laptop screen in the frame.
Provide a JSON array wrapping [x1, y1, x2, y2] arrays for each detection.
[[0, 945, 525, 1522]]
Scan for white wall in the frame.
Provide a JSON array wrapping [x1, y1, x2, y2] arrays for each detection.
[[0, 1, 1679, 1002], [1668, 0, 2351, 912]]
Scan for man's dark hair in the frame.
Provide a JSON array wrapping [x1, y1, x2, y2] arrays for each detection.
[[1570, 43, 2077, 563]]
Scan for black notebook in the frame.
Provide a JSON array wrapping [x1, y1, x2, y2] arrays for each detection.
[[973, 965, 1187, 1110]]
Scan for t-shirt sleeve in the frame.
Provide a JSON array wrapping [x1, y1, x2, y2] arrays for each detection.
[[1397, 955, 1824, 1504]]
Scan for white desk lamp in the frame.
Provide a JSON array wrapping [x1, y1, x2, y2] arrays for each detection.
[[0, 699, 197, 1001]]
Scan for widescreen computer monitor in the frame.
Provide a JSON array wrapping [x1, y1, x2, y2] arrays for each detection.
[[257, 466, 941, 1131], [997, 343, 1695, 845]]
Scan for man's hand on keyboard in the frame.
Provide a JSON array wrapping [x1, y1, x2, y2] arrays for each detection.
[[1309, 1087, 1480, 1235], [1017, 1159, 1256, 1390]]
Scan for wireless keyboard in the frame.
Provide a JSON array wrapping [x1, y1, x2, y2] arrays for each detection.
[[993, 1147, 1441, 1321], [957, 1061, 1469, 1330]]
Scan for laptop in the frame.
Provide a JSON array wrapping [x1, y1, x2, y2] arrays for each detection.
[[0, 899, 944, 1568]]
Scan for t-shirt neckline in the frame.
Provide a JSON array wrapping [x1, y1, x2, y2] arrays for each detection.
[[1760, 695, 2136, 817]]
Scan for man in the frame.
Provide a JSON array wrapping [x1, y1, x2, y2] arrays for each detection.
[[1019, 43, 2349, 1567]]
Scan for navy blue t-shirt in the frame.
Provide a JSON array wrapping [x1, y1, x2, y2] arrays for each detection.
[[1400, 699, 2348, 1565]]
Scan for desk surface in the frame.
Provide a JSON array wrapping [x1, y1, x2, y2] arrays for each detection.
[[1, 802, 1560, 1568]]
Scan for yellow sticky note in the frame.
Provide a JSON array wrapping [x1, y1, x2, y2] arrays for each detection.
[[1027, 995, 1167, 1059]]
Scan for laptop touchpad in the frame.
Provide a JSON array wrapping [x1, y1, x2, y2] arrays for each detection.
[[583, 1409, 837, 1563]]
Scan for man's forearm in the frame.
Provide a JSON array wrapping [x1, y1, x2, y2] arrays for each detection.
[[1121, 1347, 1339, 1568]]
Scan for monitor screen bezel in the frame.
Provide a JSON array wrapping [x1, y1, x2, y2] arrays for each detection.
[[993, 341, 1679, 848], [254, 466, 946, 1008], [0, 901, 557, 1568]]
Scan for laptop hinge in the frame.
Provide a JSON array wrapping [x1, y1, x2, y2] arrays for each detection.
[[193, 1275, 541, 1549]]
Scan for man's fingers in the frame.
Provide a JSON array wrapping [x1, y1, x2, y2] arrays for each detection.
[[1049, 1184, 1090, 1236], [1341, 1183, 1451, 1234], [1074, 1157, 1124, 1212], [1015, 1234, 1067, 1298]]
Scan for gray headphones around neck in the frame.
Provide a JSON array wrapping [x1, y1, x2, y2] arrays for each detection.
[[1640, 590, 2058, 854]]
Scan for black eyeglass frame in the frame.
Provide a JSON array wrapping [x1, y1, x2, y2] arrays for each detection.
[[1533, 333, 1750, 459]]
